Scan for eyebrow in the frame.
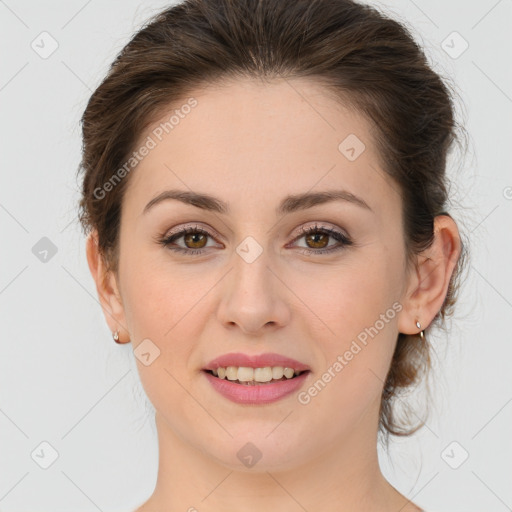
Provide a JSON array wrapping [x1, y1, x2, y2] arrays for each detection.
[[143, 188, 373, 216]]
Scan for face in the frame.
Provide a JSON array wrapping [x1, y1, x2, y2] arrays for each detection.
[[113, 77, 411, 471]]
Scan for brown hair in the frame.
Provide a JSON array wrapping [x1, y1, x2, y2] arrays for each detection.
[[77, 0, 467, 441]]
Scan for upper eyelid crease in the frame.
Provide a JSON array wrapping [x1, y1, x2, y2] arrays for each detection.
[[162, 220, 349, 243], [142, 189, 373, 216], [159, 223, 352, 256]]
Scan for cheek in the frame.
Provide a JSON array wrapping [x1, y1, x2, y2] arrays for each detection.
[[293, 251, 401, 341], [119, 256, 202, 408], [294, 251, 402, 410], [119, 250, 218, 377], [123, 269, 173, 337], [120, 247, 197, 338]]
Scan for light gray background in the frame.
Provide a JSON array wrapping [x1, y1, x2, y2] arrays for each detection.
[[1, 0, 511, 511]]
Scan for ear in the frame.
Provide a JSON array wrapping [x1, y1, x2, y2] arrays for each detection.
[[397, 215, 461, 335], [85, 230, 130, 343]]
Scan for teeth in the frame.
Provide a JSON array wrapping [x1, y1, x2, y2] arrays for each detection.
[[237, 367, 254, 382], [225, 366, 238, 380], [254, 367, 272, 382], [272, 367, 284, 379], [283, 367, 295, 379], [210, 366, 303, 382]]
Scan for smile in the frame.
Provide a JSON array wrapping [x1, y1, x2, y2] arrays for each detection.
[[202, 368, 311, 404], [207, 365, 305, 384]]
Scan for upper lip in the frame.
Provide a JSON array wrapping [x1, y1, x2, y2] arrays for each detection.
[[204, 352, 310, 372]]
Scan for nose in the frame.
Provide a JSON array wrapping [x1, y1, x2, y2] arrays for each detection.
[[216, 249, 292, 336]]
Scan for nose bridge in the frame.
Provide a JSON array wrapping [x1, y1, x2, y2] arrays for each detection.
[[231, 240, 277, 308], [231, 230, 274, 289], [217, 238, 291, 333], [235, 246, 272, 296]]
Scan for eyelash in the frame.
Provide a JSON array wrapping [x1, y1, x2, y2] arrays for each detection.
[[158, 223, 353, 257]]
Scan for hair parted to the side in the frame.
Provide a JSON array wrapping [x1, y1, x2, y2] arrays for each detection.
[[77, 0, 467, 443]]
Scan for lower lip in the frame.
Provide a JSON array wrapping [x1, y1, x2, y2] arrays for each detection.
[[203, 370, 310, 404]]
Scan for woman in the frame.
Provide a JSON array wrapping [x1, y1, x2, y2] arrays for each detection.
[[78, 0, 465, 510]]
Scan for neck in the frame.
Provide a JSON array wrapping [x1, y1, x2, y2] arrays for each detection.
[[135, 408, 420, 512]]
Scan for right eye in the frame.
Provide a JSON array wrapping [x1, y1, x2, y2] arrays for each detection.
[[158, 225, 221, 255]]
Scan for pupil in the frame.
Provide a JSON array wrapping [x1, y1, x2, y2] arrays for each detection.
[[186, 233, 206, 248], [307, 233, 327, 248]]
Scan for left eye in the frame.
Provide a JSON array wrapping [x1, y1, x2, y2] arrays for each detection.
[[158, 223, 353, 256], [289, 224, 353, 255]]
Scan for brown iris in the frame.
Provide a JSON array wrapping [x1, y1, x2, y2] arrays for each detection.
[[305, 232, 329, 249], [184, 232, 208, 249]]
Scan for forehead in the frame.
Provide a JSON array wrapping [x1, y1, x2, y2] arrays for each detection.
[[124, 77, 399, 218]]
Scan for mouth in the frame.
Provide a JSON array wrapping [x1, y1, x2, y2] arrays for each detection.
[[203, 367, 310, 386], [202, 352, 311, 403]]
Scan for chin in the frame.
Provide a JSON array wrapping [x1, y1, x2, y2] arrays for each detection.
[[203, 427, 312, 473]]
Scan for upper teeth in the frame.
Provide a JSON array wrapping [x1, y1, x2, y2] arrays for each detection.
[[213, 366, 301, 382]]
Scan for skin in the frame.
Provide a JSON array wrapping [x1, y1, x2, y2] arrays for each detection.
[[86, 76, 461, 512]]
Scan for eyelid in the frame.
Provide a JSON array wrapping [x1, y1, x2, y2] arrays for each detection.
[[158, 220, 352, 255], [286, 223, 352, 252], [163, 222, 224, 242], [162, 221, 348, 243], [291, 221, 350, 239]]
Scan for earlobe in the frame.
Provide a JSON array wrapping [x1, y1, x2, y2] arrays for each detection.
[[112, 330, 130, 344], [397, 215, 461, 335], [85, 231, 129, 342]]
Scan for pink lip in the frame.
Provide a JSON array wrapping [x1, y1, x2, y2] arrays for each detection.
[[203, 370, 310, 404], [204, 352, 310, 372]]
